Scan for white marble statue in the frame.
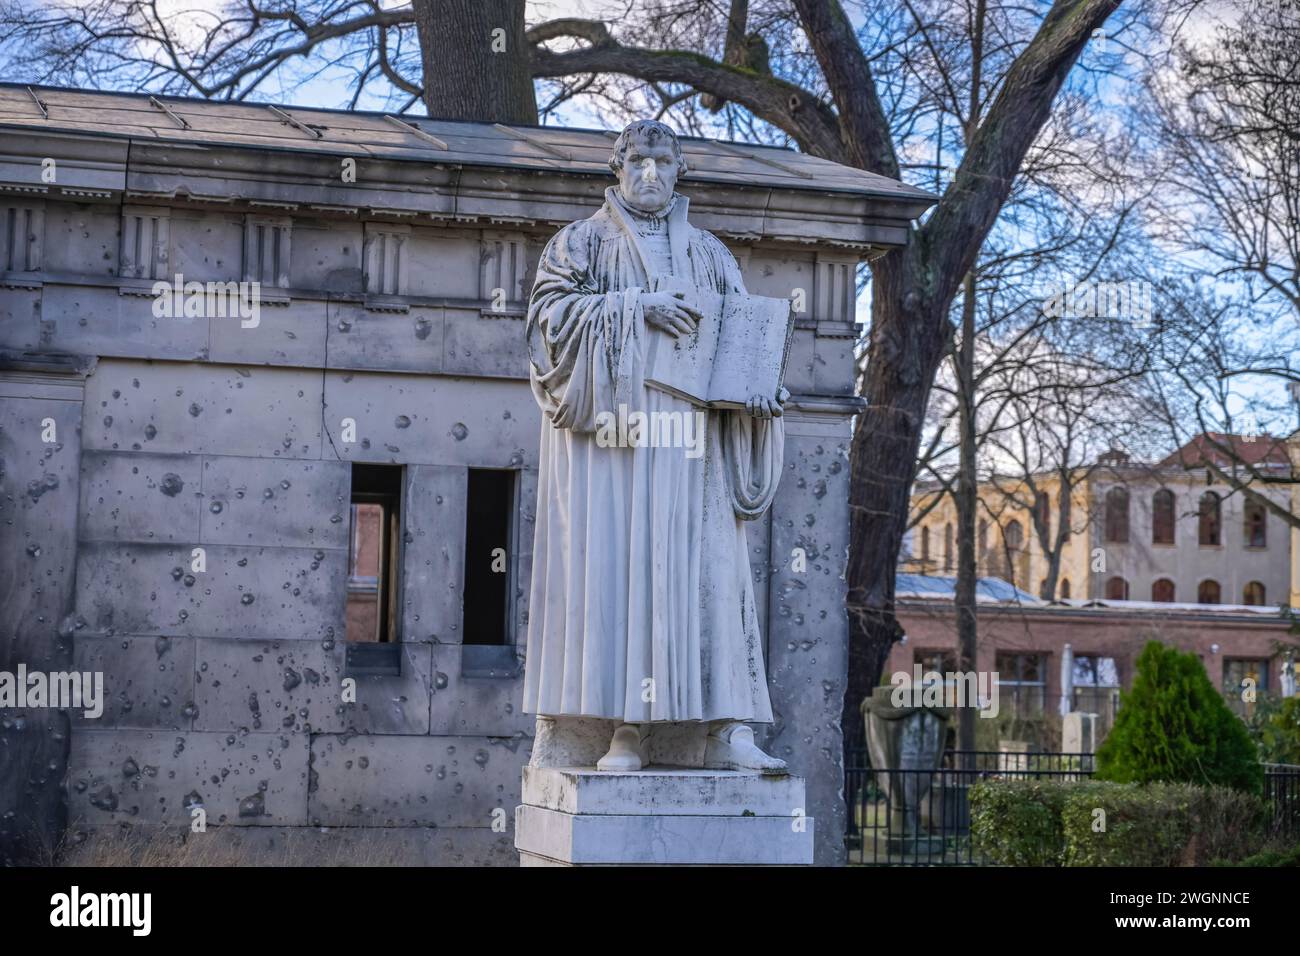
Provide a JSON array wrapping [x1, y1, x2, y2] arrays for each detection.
[[521, 119, 789, 773]]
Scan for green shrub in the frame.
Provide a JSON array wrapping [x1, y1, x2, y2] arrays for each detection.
[[971, 779, 1069, 866], [1062, 782, 1265, 866], [1250, 695, 1300, 765], [970, 779, 1122, 866], [971, 778, 1267, 866], [1096, 641, 1263, 794], [1212, 843, 1300, 867]]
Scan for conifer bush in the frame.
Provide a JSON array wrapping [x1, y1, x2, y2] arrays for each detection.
[[1095, 641, 1263, 794]]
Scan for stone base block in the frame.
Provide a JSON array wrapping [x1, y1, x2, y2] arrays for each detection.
[[515, 767, 813, 866]]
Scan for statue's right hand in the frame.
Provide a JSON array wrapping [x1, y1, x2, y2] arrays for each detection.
[[642, 290, 701, 339]]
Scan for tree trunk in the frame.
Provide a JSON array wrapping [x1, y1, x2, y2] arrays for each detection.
[[954, 272, 979, 761], [955, 0, 986, 764], [843, 243, 948, 743], [412, 0, 538, 124]]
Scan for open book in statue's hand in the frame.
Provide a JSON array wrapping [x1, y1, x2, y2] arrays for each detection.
[[643, 274, 796, 409]]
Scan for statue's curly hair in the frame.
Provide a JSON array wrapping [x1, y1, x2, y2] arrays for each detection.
[[608, 120, 688, 177]]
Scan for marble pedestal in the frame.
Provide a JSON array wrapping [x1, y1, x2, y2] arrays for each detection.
[[514, 766, 814, 866]]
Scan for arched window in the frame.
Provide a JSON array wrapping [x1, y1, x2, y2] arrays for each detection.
[[1244, 500, 1267, 549], [1243, 581, 1266, 605], [943, 522, 954, 572], [1104, 576, 1129, 600], [1003, 520, 1024, 585], [1152, 489, 1175, 545], [1104, 487, 1130, 543], [920, 525, 931, 564], [1198, 579, 1221, 604], [1151, 578, 1175, 602], [1033, 491, 1050, 536], [1199, 491, 1221, 546], [1060, 578, 1071, 599]]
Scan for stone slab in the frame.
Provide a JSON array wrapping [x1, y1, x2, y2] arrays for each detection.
[[193, 637, 431, 735], [514, 803, 813, 866], [67, 730, 310, 827], [72, 634, 197, 731], [308, 733, 527, 828], [78, 450, 203, 544], [521, 766, 807, 817]]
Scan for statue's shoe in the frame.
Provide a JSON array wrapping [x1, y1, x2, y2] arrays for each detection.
[[596, 723, 649, 772], [704, 721, 787, 774]]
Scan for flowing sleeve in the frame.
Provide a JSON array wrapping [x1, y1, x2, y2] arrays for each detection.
[[525, 220, 645, 433], [698, 230, 786, 520]]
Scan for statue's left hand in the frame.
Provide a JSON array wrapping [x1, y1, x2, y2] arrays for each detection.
[[746, 387, 788, 419]]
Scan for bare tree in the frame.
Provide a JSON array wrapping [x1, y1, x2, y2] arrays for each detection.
[[1139, 0, 1300, 526], [1146, 0, 1300, 315], [0, 0, 1134, 770]]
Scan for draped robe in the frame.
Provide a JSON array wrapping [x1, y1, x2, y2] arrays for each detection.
[[522, 187, 784, 724]]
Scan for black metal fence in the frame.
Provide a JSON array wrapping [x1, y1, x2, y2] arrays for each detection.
[[846, 750, 1300, 866], [845, 747, 1095, 866], [1264, 765, 1300, 843]]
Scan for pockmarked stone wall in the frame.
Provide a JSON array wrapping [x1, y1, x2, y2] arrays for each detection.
[[0, 87, 935, 865]]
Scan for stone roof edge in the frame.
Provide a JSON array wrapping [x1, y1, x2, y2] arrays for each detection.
[[0, 127, 928, 251]]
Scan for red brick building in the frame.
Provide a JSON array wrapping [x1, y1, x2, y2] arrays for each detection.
[[889, 584, 1298, 740]]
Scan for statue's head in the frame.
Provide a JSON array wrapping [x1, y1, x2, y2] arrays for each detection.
[[609, 119, 687, 213]]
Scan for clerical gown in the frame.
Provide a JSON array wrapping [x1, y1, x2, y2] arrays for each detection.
[[522, 186, 783, 724]]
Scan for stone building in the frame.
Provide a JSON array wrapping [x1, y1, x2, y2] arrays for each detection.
[[0, 84, 934, 864], [890, 586, 1296, 742], [903, 433, 1294, 606], [894, 433, 1298, 746]]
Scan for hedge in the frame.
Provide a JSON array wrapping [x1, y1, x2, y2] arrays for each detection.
[[1211, 843, 1300, 867], [971, 778, 1266, 866], [970, 779, 1120, 866]]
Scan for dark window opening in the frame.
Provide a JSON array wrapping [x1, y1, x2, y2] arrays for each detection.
[[1104, 575, 1129, 600], [996, 652, 1047, 717], [1152, 489, 1175, 545], [1103, 487, 1130, 543], [914, 649, 957, 674], [1243, 581, 1266, 605], [346, 464, 403, 676], [1002, 520, 1025, 586], [1033, 492, 1051, 537], [1151, 578, 1175, 602], [463, 468, 516, 646], [1224, 658, 1269, 716], [1072, 654, 1121, 736], [1198, 579, 1221, 604], [1244, 500, 1267, 549], [1199, 491, 1221, 546]]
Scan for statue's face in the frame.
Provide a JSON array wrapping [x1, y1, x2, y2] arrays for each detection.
[[617, 135, 679, 212]]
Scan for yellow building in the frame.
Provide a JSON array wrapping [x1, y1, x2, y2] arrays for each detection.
[[1291, 431, 1300, 610], [903, 470, 1094, 600], [904, 435, 1296, 605]]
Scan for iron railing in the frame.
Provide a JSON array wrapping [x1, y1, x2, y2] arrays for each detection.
[[847, 750, 1300, 865], [1264, 766, 1300, 842], [845, 748, 1095, 866]]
